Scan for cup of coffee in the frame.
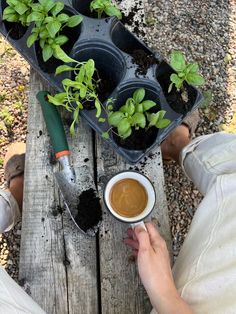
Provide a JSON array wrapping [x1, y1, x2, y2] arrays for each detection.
[[104, 171, 156, 229]]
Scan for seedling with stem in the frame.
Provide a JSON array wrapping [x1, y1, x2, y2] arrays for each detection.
[[48, 56, 102, 135], [168, 50, 205, 93], [90, 0, 122, 19]]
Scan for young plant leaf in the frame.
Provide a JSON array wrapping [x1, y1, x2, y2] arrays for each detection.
[[57, 13, 69, 23], [70, 106, 80, 136], [102, 131, 109, 139], [132, 113, 146, 128], [27, 11, 44, 23], [170, 50, 186, 72], [108, 112, 124, 126], [44, 0, 56, 13], [54, 35, 68, 45], [170, 73, 183, 91], [47, 93, 65, 106], [156, 118, 170, 128], [135, 103, 143, 113], [142, 100, 156, 111], [3, 13, 18, 22], [50, 1, 64, 16], [46, 20, 61, 38], [42, 45, 53, 62], [53, 45, 75, 63], [186, 73, 205, 86], [99, 117, 106, 123], [104, 5, 122, 19], [84, 59, 95, 78], [122, 127, 132, 139], [77, 66, 85, 83], [66, 15, 83, 27], [117, 118, 131, 136], [15, 3, 28, 15], [27, 33, 38, 48], [133, 88, 145, 104], [95, 98, 102, 118]]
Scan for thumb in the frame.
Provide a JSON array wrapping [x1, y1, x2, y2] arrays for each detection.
[[134, 226, 151, 252]]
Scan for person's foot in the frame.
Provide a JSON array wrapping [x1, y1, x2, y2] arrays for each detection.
[[3, 142, 26, 211], [161, 110, 200, 164], [161, 125, 190, 163]]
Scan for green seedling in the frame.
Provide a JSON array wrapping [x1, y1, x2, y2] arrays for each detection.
[[0, 157, 4, 167], [14, 101, 25, 112], [3, 0, 33, 26], [0, 93, 6, 102], [90, 0, 122, 19], [168, 50, 205, 93], [26, 0, 82, 62], [102, 88, 170, 139], [200, 90, 213, 109], [48, 58, 102, 136], [0, 106, 14, 128]]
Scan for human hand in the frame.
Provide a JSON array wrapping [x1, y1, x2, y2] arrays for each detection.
[[124, 223, 177, 309]]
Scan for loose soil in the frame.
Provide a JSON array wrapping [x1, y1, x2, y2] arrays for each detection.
[[113, 126, 158, 150], [3, 22, 28, 40], [74, 188, 102, 232], [131, 49, 158, 76]]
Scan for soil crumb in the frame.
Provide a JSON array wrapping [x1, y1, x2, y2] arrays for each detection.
[[75, 188, 102, 232]]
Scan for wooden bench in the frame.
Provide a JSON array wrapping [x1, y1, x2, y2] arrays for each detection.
[[19, 70, 172, 314]]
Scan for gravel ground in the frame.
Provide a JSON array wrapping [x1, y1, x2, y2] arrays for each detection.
[[0, 37, 29, 281], [0, 0, 235, 280]]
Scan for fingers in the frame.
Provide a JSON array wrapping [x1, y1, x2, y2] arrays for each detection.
[[145, 222, 167, 252], [134, 225, 151, 252], [127, 228, 137, 240], [124, 238, 139, 250]]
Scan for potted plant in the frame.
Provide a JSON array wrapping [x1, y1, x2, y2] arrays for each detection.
[[72, 0, 122, 19], [3, 0, 83, 73], [102, 87, 171, 150], [156, 50, 204, 114]]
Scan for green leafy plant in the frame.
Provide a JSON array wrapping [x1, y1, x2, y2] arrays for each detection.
[[3, 0, 83, 63], [102, 88, 170, 139], [3, 0, 33, 26], [26, 0, 82, 62], [168, 50, 205, 93], [48, 58, 102, 135], [0, 106, 14, 128], [0, 157, 4, 167], [90, 0, 122, 19]]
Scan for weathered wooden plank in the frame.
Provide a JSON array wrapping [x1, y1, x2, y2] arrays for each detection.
[[96, 137, 172, 314], [63, 119, 99, 314], [19, 70, 99, 314]]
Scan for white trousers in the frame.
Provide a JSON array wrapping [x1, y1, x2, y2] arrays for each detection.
[[0, 132, 236, 314]]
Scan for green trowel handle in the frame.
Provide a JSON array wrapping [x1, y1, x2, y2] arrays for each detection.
[[37, 91, 70, 158]]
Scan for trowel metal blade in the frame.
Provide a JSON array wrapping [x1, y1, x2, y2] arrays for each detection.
[[54, 170, 98, 237]]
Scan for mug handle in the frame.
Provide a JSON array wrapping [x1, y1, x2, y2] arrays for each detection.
[[131, 221, 147, 231]]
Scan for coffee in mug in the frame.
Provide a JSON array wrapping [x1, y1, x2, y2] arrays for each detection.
[[104, 171, 155, 224], [109, 178, 147, 218]]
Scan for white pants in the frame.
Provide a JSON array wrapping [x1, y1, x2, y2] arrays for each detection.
[[0, 132, 236, 314]]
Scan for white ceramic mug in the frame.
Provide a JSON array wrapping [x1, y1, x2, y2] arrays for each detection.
[[104, 171, 156, 230]]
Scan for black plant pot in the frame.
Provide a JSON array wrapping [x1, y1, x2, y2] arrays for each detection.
[[0, 0, 203, 164]]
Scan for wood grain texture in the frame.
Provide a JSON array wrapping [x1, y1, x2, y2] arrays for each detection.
[[96, 137, 172, 314], [19, 70, 99, 314]]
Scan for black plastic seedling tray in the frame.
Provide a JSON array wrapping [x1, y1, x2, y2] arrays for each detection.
[[0, 0, 203, 164]]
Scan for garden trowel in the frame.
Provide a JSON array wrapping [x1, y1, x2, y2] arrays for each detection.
[[37, 91, 100, 237]]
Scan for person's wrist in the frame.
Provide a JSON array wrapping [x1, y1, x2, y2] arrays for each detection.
[[147, 281, 180, 312]]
